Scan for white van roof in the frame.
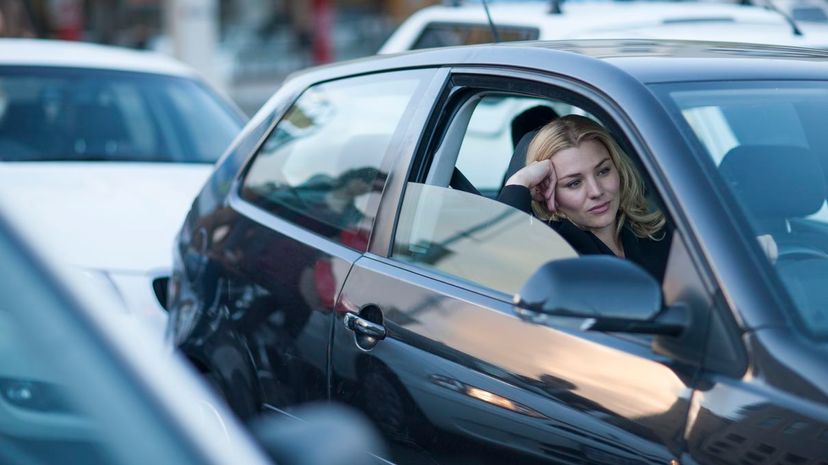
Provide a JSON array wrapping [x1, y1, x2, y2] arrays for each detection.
[[379, 1, 828, 53]]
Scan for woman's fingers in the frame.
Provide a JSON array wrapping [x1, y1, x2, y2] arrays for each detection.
[[543, 162, 557, 213], [508, 160, 558, 214], [547, 190, 557, 214], [530, 185, 543, 202]]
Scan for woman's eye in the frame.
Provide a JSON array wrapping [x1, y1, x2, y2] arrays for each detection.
[[598, 167, 611, 176], [566, 180, 581, 188]]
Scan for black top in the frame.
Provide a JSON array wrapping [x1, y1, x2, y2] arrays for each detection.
[[499, 185, 672, 282]]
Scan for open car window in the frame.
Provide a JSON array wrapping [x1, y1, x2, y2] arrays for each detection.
[[394, 83, 674, 299], [453, 94, 579, 196]]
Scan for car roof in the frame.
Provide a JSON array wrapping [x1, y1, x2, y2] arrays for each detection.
[[0, 38, 197, 77], [331, 39, 828, 87], [379, 1, 828, 53]]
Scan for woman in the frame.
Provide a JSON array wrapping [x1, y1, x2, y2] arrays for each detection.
[[498, 115, 671, 281]]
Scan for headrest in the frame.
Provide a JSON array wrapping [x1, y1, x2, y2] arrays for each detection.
[[501, 129, 539, 190], [719, 145, 826, 219], [510, 105, 559, 149]]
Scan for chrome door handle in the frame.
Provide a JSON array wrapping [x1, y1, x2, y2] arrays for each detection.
[[344, 312, 386, 340]]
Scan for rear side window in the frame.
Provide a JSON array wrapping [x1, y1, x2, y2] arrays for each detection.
[[412, 22, 539, 49], [240, 70, 430, 249]]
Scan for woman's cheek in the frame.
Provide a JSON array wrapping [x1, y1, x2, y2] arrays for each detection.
[[556, 189, 582, 213]]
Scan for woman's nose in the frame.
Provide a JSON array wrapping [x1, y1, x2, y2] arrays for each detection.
[[586, 177, 603, 198]]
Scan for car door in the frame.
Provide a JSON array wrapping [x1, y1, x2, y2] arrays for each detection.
[[175, 68, 443, 420], [331, 71, 714, 465]]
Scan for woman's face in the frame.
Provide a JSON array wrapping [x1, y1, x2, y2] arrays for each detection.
[[551, 139, 621, 235]]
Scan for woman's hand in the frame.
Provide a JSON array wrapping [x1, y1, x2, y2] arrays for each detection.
[[505, 160, 557, 213]]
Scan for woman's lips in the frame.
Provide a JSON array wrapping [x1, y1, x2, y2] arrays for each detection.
[[589, 201, 610, 214]]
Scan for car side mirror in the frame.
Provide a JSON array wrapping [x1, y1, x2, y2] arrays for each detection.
[[250, 403, 387, 465], [514, 256, 686, 336]]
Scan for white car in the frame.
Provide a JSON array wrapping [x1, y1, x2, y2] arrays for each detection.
[[379, 0, 828, 53], [0, 39, 247, 337]]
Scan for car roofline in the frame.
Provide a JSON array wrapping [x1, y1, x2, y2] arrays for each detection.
[[0, 38, 197, 77], [292, 39, 828, 88]]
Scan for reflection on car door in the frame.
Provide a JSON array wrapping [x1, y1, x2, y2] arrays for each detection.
[[331, 186, 696, 465], [175, 69, 436, 419]]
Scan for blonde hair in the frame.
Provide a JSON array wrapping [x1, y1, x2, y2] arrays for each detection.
[[526, 115, 666, 239]]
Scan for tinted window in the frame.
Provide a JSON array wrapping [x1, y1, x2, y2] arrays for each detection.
[[656, 81, 828, 340], [792, 6, 828, 22], [0, 67, 243, 163], [393, 183, 577, 295], [412, 22, 539, 49], [241, 70, 429, 248]]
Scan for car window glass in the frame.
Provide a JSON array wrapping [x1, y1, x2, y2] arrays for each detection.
[[657, 82, 828, 340], [412, 22, 539, 49], [164, 81, 243, 161], [393, 182, 577, 295], [0, 68, 242, 163], [240, 70, 430, 249]]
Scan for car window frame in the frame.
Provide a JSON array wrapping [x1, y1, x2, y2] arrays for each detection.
[[231, 68, 443, 252]]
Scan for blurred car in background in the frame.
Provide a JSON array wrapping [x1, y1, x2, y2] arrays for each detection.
[[0, 39, 247, 336], [379, 0, 828, 53], [0, 202, 384, 465], [0, 212, 268, 465]]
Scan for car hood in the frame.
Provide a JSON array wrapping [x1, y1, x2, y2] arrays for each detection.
[[0, 162, 212, 272]]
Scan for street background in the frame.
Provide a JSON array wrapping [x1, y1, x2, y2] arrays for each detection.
[[0, 0, 441, 114]]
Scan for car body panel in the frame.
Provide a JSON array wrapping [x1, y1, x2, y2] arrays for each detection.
[[0, 163, 212, 271], [334, 255, 692, 464], [0, 38, 198, 76], [685, 328, 828, 464]]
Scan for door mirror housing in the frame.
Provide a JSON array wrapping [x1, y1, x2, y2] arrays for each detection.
[[515, 256, 685, 336], [251, 403, 386, 465]]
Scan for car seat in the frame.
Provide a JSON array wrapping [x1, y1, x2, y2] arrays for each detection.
[[719, 144, 828, 336], [719, 144, 826, 242]]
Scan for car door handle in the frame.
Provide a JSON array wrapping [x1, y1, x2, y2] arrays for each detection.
[[343, 312, 386, 340]]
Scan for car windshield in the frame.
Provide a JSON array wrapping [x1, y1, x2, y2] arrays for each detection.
[[0, 66, 244, 163], [654, 80, 828, 340]]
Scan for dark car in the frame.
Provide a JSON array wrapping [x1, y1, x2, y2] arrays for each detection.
[[167, 39, 828, 465]]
